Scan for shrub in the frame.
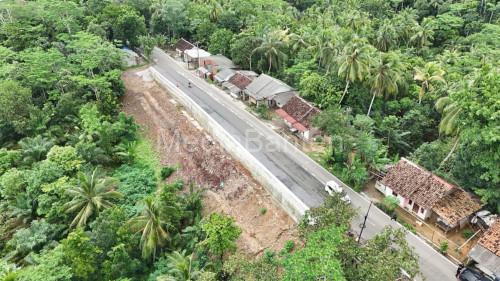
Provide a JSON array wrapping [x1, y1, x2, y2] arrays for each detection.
[[462, 229, 474, 239], [160, 166, 176, 180], [259, 208, 267, 215], [403, 223, 417, 234], [254, 104, 271, 120], [263, 250, 276, 263], [283, 240, 295, 253], [439, 241, 448, 254], [382, 196, 400, 213]]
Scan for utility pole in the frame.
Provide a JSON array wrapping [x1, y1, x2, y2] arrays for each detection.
[[357, 201, 373, 244]]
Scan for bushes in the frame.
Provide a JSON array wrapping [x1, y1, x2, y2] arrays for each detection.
[[160, 166, 176, 180], [462, 229, 474, 239], [439, 241, 449, 254]]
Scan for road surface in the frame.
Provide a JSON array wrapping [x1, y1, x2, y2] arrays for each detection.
[[151, 48, 456, 281]]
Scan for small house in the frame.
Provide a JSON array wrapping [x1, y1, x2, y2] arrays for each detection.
[[222, 71, 258, 99], [174, 38, 194, 58], [376, 158, 482, 232], [213, 68, 236, 84], [468, 219, 500, 279], [276, 95, 321, 141], [200, 55, 237, 79], [243, 74, 295, 107], [184, 47, 211, 69]]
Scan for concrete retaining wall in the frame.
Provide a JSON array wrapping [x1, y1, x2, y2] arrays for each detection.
[[150, 67, 308, 222]]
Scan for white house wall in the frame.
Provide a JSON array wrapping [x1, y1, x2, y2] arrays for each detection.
[[376, 182, 431, 220]]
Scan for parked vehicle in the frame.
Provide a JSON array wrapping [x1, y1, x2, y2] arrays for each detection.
[[324, 181, 351, 203], [458, 267, 494, 281]]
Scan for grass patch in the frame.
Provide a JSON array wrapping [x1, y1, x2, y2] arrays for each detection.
[[133, 137, 161, 178]]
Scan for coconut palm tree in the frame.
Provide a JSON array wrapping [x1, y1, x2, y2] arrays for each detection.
[[367, 52, 403, 115], [157, 250, 203, 281], [435, 96, 462, 167], [337, 38, 375, 105], [413, 61, 446, 104], [64, 168, 122, 228], [251, 29, 288, 73], [128, 196, 169, 260], [410, 18, 434, 49], [375, 19, 398, 52]]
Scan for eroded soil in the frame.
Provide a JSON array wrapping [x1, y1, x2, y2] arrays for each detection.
[[121, 67, 297, 256]]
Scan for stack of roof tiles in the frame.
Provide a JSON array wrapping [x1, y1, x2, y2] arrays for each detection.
[[478, 220, 500, 256]]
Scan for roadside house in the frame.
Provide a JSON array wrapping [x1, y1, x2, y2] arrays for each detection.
[[468, 219, 500, 279], [184, 47, 211, 69], [200, 55, 237, 79], [213, 68, 236, 84], [222, 71, 258, 99], [376, 158, 482, 232], [174, 38, 194, 58], [243, 74, 295, 107], [276, 95, 320, 141]]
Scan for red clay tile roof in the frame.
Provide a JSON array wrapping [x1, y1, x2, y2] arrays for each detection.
[[281, 96, 320, 129], [276, 109, 297, 124], [381, 158, 454, 209], [228, 73, 253, 90], [292, 122, 308, 132], [174, 38, 194, 52], [478, 220, 500, 256], [432, 189, 482, 226]]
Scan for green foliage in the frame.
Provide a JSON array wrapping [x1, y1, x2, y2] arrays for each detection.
[[0, 80, 34, 136], [200, 213, 241, 261], [160, 166, 176, 180], [462, 229, 474, 239], [283, 226, 346, 281], [208, 29, 234, 56], [223, 254, 281, 281], [439, 241, 448, 254], [114, 164, 157, 208], [382, 196, 400, 213], [253, 104, 271, 120]]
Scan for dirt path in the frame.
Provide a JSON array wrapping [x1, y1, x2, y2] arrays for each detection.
[[121, 67, 297, 256]]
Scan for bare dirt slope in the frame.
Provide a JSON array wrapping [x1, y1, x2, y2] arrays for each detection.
[[121, 67, 297, 256]]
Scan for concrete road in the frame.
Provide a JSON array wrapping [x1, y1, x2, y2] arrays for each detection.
[[151, 48, 457, 281]]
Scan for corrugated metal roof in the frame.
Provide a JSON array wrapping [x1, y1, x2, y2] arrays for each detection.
[[245, 74, 293, 100], [184, 47, 211, 58], [469, 244, 500, 277], [214, 68, 235, 82]]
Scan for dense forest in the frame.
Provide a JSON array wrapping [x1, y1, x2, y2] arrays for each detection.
[[0, 0, 498, 280]]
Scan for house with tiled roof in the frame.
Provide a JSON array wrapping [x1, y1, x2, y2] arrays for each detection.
[[174, 38, 194, 58], [222, 71, 258, 98], [276, 95, 321, 141], [376, 158, 482, 231], [468, 219, 500, 278]]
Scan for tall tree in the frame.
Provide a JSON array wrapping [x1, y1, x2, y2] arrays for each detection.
[[413, 62, 445, 104], [64, 168, 122, 228], [128, 196, 170, 260], [367, 52, 403, 115], [337, 38, 375, 105], [251, 29, 288, 73]]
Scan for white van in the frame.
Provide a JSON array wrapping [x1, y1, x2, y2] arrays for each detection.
[[324, 181, 351, 204]]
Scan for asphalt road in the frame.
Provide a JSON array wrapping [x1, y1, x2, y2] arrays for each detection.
[[151, 48, 457, 281]]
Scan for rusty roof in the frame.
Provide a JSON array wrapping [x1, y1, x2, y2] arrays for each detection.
[[281, 96, 320, 129], [174, 38, 194, 52], [228, 72, 253, 90], [478, 220, 500, 256], [432, 189, 482, 226], [381, 158, 454, 209]]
